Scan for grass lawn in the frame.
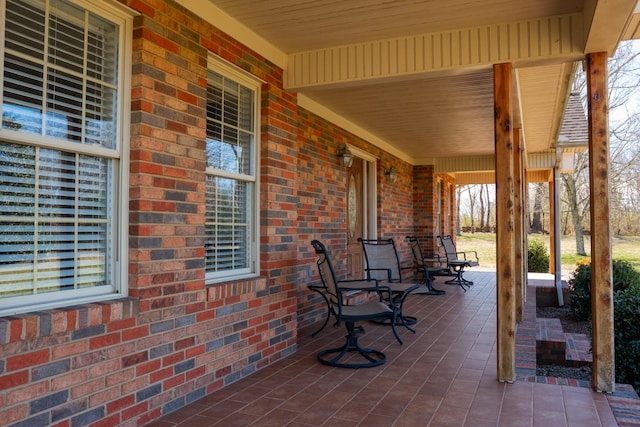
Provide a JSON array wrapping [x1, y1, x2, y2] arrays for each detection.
[[455, 232, 640, 275]]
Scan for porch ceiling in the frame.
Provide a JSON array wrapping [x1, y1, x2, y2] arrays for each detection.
[[185, 0, 639, 176]]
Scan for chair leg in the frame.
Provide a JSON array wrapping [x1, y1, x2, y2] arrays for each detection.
[[423, 269, 446, 295], [317, 321, 387, 368], [444, 265, 473, 290]]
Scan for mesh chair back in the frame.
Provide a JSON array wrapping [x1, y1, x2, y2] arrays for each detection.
[[407, 237, 425, 268], [358, 238, 403, 282], [311, 240, 342, 309], [439, 235, 459, 262]]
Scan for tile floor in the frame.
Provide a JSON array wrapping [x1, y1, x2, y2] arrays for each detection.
[[146, 271, 622, 427]]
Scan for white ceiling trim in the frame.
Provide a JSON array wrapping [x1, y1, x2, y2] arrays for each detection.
[[286, 13, 584, 90], [584, 0, 639, 54]]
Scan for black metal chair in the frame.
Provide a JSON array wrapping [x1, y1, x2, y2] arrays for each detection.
[[437, 234, 479, 291], [406, 236, 447, 295], [310, 240, 401, 368], [358, 238, 420, 332]]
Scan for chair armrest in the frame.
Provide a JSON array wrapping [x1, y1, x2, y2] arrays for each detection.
[[364, 267, 393, 282], [458, 250, 479, 262], [339, 280, 393, 301], [423, 254, 446, 266], [339, 279, 378, 290]]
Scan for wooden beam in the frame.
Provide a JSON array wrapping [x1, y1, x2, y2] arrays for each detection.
[[513, 129, 524, 322], [549, 178, 556, 274], [494, 62, 516, 382], [586, 51, 615, 393]]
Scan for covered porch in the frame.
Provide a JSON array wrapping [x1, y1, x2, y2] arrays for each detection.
[[148, 271, 637, 426]]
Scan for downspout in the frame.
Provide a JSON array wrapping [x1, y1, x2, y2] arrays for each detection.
[[554, 146, 565, 306]]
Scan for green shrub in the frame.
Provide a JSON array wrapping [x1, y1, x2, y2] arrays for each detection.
[[568, 259, 640, 321], [614, 285, 640, 394], [567, 259, 640, 394], [527, 239, 549, 273], [568, 259, 592, 321]]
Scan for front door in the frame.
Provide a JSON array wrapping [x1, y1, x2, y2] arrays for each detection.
[[346, 157, 364, 279]]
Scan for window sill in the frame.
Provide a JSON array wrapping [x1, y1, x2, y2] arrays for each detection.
[[0, 297, 139, 344]]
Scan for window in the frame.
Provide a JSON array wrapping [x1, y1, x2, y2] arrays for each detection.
[[205, 56, 260, 282], [0, 0, 132, 316]]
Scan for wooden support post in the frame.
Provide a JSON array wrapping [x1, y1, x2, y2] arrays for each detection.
[[521, 141, 528, 302], [513, 129, 524, 322], [494, 63, 516, 382], [549, 178, 556, 274], [586, 52, 615, 393]]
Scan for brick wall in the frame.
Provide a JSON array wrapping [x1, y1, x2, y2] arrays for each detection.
[[413, 165, 438, 253], [296, 108, 424, 324], [0, 1, 297, 426], [0, 1, 440, 426]]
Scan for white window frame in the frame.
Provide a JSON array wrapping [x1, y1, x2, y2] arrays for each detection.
[[205, 55, 261, 283], [0, 0, 134, 316]]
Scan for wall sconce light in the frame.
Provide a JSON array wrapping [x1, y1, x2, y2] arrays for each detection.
[[385, 167, 398, 184], [337, 145, 354, 167]]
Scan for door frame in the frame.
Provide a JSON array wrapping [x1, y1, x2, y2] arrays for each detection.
[[346, 144, 378, 239]]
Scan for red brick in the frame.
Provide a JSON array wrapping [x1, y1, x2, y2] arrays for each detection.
[[121, 375, 148, 395], [89, 359, 121, 379], [6, 349, 49, 371], [0, 371, 29, 391], [107, 394, 135, 414], [107, 317, 137, 332], [9, 319, 22, 342], [51, 370, 88, 391], [121, 401, 148, 421], [53, 341, 88, 359], [135, 359, 161, 377], [89, 332, 121, 350], [89, 386, 121, 406], [106, 368, 136, 387], [185, 344, 205, 359], [122, 351, 148, 367], [185, 365, 205, 381], [90, 414, 121, 427], [162, 374, 184, 390], [7, 381, 49, 405], [175, 337, 194, 351], [2, 404, 28, 425], [121, 326, 149, 343], [161, 352, 184, 367], [71, 378, 104, 399], [137, 407, 162, 426], [149, 367, 172, 383]]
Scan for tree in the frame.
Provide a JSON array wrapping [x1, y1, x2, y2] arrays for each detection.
[[530, 183, 547, 233], [561, 41, 640, 254]]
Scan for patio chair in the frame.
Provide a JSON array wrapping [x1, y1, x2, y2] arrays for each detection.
[[358, 238, 420, 332], [437, 234, 479, 291], [310, 240, 401, 368], [406, 236, 448, 295]]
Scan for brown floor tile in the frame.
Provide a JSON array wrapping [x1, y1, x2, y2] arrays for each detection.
[[533, 409, 567, 427], [250, 408, 301, 426], [430, 403, 469, 426], [146, 272, 629, 427]]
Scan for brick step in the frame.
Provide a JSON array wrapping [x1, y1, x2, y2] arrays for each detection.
[[607, 384, 640, 426], [536, 318, 592, 366]]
